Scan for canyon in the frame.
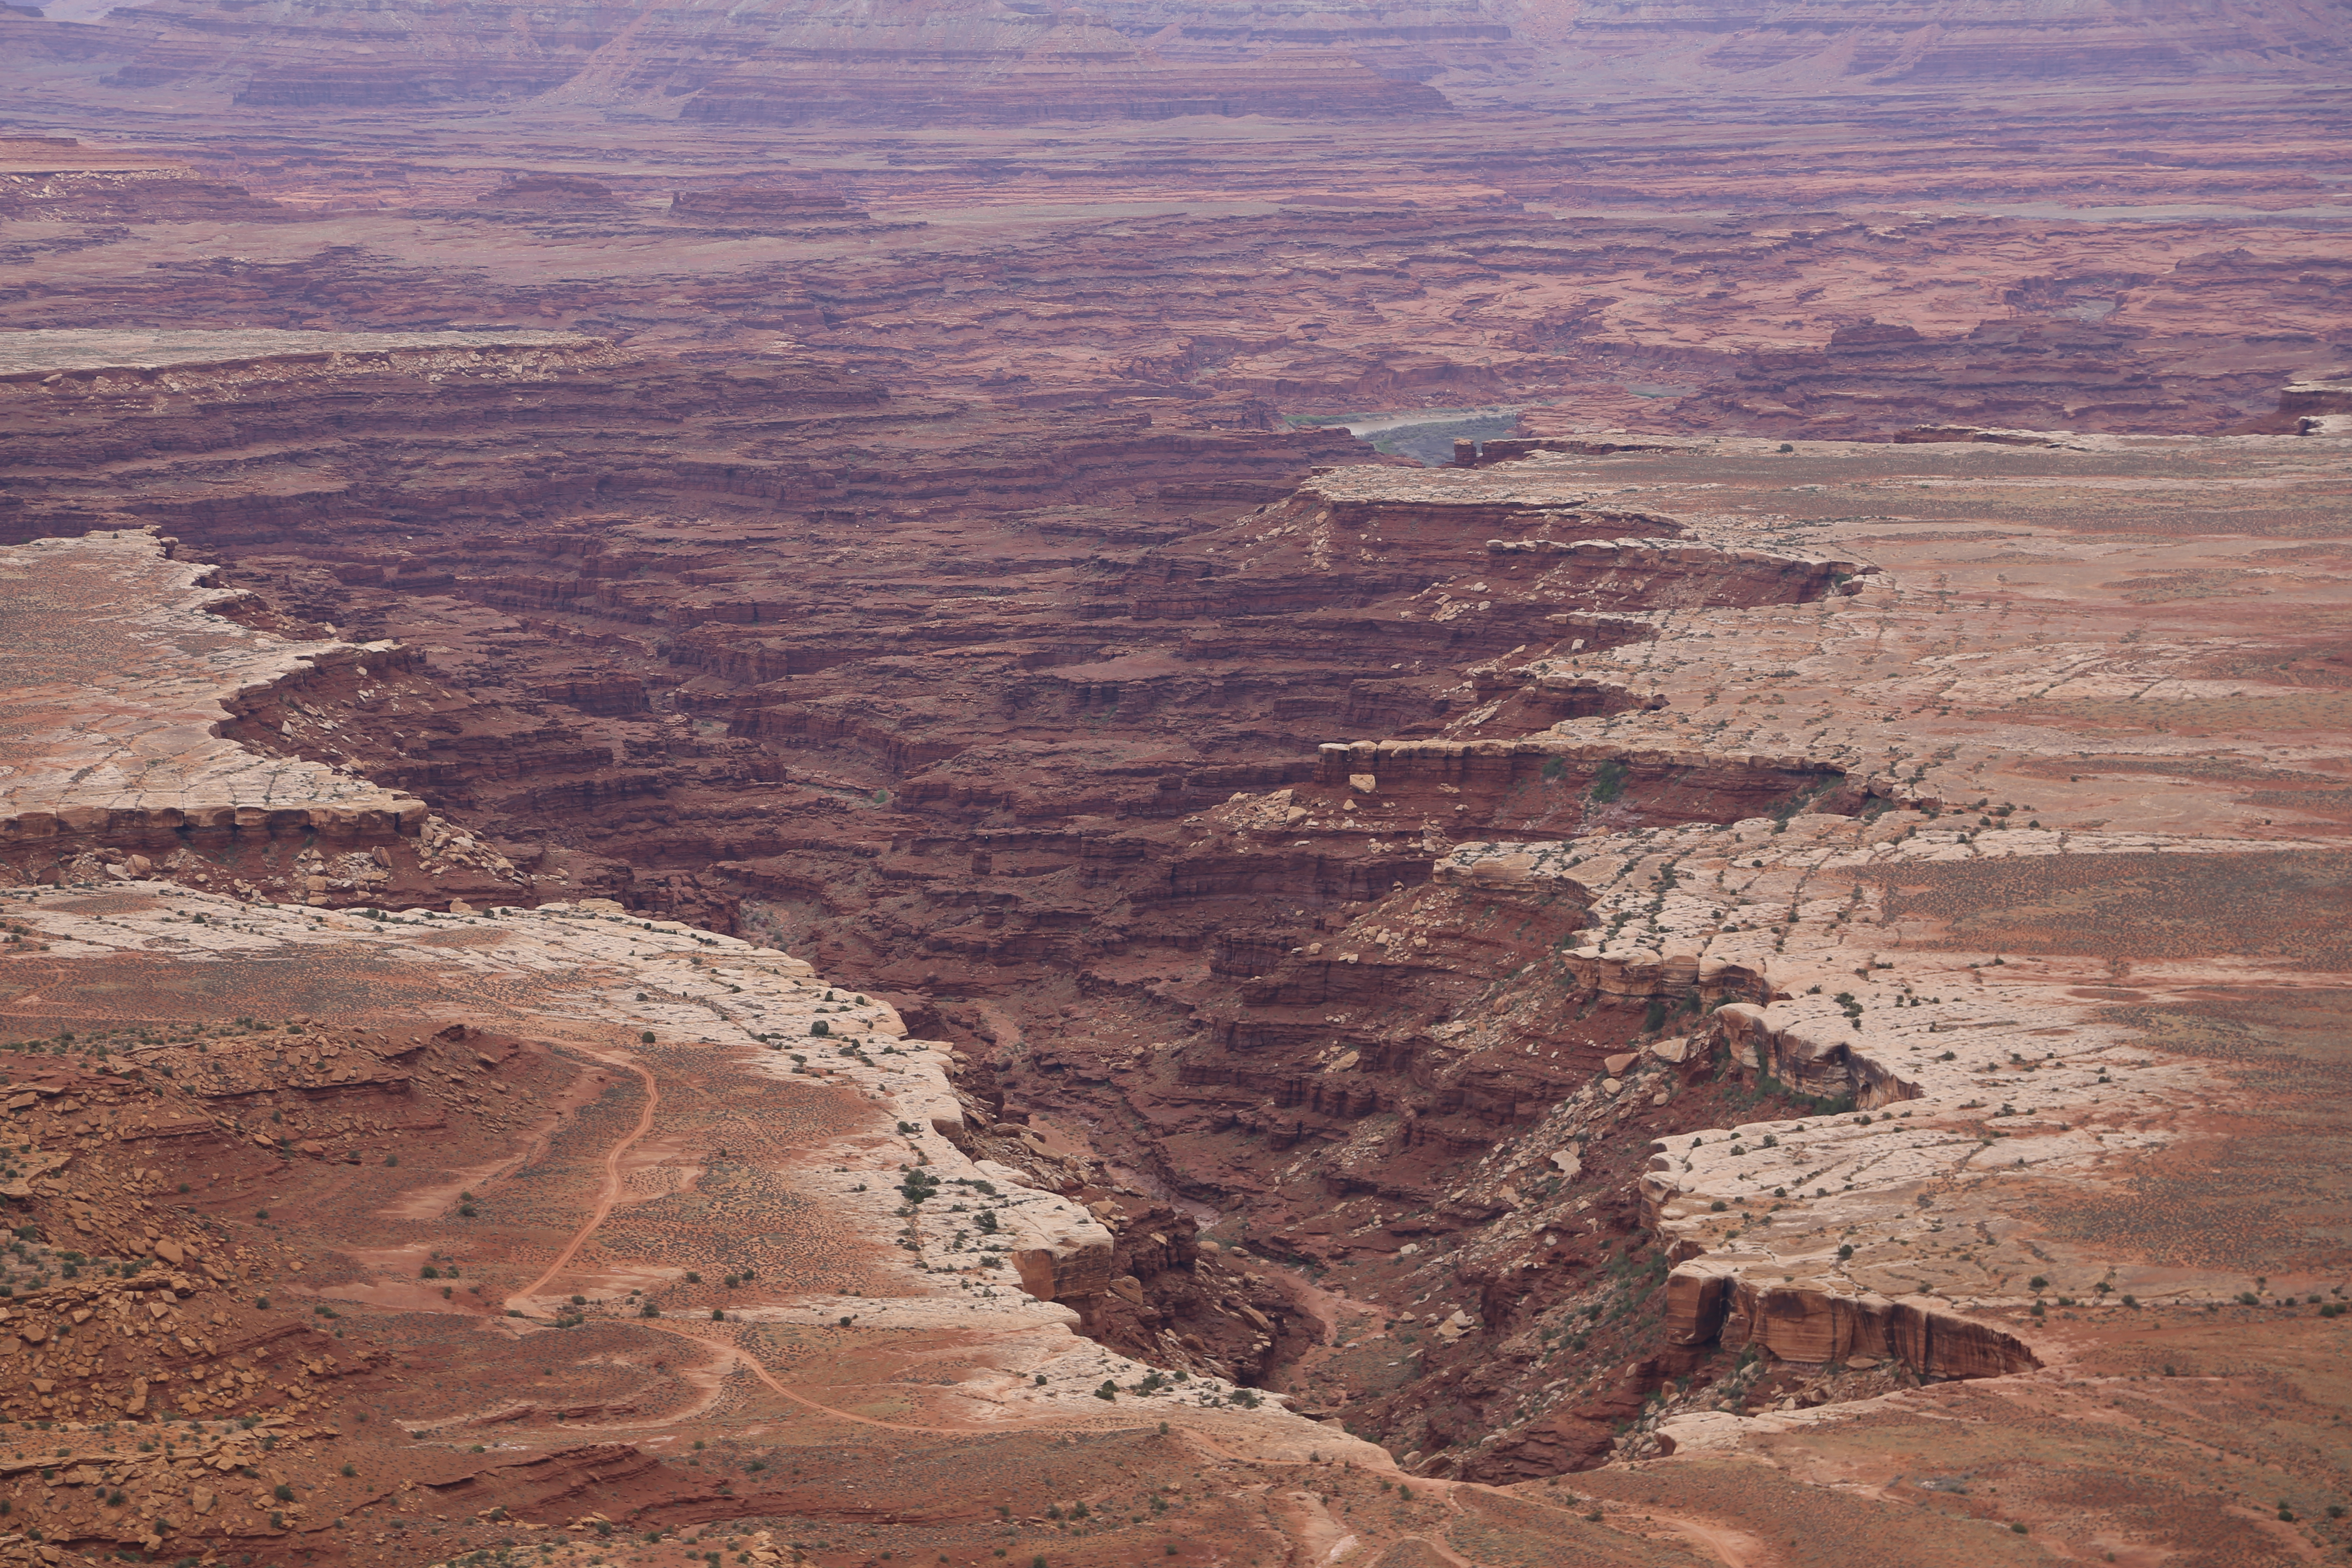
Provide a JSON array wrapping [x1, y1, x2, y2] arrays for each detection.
[[2, 6, 2350, 1567]]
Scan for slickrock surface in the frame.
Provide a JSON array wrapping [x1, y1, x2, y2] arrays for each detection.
[[0, 530, 528, 908], [0, 530, 420, 843]]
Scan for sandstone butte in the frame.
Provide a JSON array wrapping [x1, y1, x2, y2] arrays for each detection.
[[0, 5, 2350, 1566]]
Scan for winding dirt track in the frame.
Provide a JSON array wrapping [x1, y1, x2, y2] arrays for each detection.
[[461, 1049, 1630, 1565], [506, 1054, 660, 1312], [1657, 1516, 1762, 1567], [498, 1046, 1042, 1438], [483, 1047, 1616, 1557], [644, 1324, 971, 1435]]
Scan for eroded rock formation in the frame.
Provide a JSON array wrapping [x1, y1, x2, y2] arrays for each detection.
[[1, 25, 2350, 1562]]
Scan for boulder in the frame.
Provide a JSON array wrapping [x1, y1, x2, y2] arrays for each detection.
[[1663, 1261, 1738, 1347], [1460, 1410, 1615, 1481]]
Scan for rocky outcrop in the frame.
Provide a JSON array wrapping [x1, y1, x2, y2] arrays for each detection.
[[2279, 374, 2352, 417], [1702, 1000, 1920, 1110], [1666, 1262, 2037, 1379], [1001, 1200, 1117, 1310]]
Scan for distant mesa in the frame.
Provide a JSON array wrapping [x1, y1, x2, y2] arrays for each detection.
[[1107, 0, 1514, 81], [1668, 309, 2321, 440], [672, 34, 1452, 126], [24, 0, 2352, 114], [0, 135, 285, 224], [0, 4, 121, 64], [49, 0, 1454, 120], [230, 65, 584, 109], [480, 173, 621, 210], [1511, 0, 2352, 90], [669, 185, 865, 223], [1826, 319, 1928, 351]]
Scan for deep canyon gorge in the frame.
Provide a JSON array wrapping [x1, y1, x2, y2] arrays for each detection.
[[0, 5, 2349, 1566]]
